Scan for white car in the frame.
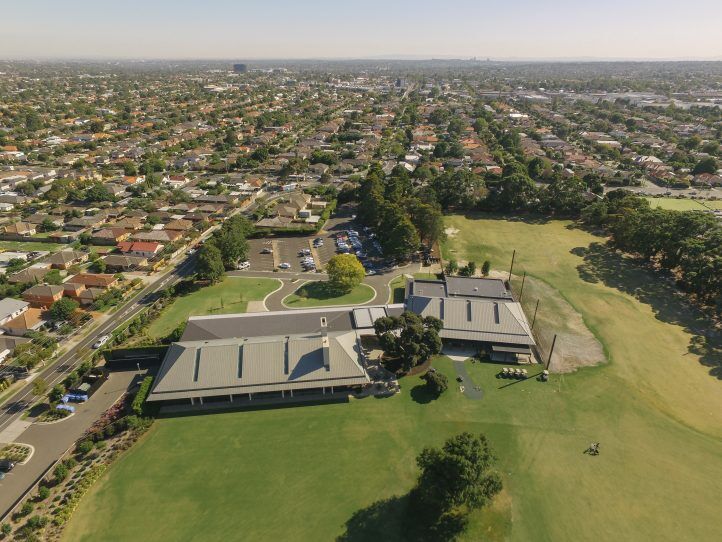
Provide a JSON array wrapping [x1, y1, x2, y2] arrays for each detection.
[[237, 261, 250, 270], [93, 335, 111, 349], [278, 263, 291, 269]]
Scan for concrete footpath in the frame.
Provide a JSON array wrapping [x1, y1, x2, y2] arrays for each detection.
[[0, 369, 141, 519]]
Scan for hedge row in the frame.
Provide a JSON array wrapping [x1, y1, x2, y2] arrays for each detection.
[[131, 376, 154, 416]]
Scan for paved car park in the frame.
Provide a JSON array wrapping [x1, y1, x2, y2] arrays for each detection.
[[245, 216, 377, 274]]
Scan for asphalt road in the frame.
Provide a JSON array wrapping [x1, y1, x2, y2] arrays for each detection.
[[0, 254, 197, 437], [0, 369, 141, 519]]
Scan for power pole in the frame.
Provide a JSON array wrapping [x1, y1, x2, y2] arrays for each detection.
[[546, 334, 557, 370], [508, 249, 516, 282], [531, 299, 540, 330], [519, 272, 527, 302]]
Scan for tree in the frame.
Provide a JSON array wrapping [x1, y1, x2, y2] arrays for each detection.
[[196, 243, 224, 283], [408, 199, 445, 246], [445, 260, 459, 275], [48, 298, 79, 322], [487, 173, 538, 211], [459, 261, 476, 277], [692, 156, 718, 175], [421, 370, 448, 397], [122, 161, 138, 176], [374, 311, 443, 373], [415, 432, 502, 515], [49, 384, 65, 404], [527, 157, 546, 179], [91, 258, 107, 274], [53, 463, 69, 483], [85, 183, 114, 203], [212, 221, 250, 269], [326, 254, 365, 294], [432, 171, 483, 210], [32, 377, 48, 397], [380, 205, 420, 258], [481, 260, 491, 276]]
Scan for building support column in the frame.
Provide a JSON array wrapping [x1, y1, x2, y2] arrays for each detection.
[[190, 397, 195, 406], [199, 397, 203, 405]]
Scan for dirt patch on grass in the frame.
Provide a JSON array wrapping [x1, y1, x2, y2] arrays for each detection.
[[444, 227, 459, 238], [514, 275, 606, 373]]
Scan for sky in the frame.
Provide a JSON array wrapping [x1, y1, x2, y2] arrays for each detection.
[[3, 0, 722, 61]]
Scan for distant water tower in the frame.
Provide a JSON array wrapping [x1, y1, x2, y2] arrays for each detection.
[[233, 63, 248, 73]]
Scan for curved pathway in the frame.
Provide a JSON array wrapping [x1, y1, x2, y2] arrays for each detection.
[[229, 263, 421, 313]]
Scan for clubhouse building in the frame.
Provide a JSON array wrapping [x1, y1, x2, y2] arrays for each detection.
[[148, 276, 536, 408]]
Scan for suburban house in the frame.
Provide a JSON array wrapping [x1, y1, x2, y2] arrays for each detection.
[[102, 254, 148, 272], [0, 307, 45, 336], [67, 273, 120, 290], [0, 298, 29, 326], [92, 228, 132, 245], [63, 282, 105, 306], [47, 250, 88, 270], [117, 241, 163, 259], [3, 222, 36, 237], [22, 284, 64, 308], [8, 267, 52, 285]]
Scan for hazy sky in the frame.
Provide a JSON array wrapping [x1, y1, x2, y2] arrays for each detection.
[[4, 0, 722, 60]]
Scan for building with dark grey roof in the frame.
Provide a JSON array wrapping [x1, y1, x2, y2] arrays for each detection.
[[406, 276, 512, 301], [150, 276, 536, 409], [405, 276, 534, 361], [151, 305, 404, 407], [148, 331, 369, 405]]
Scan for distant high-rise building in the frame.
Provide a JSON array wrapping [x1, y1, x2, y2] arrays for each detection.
[[233, 63, 248, 73]]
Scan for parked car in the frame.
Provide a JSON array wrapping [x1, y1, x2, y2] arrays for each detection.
[[237, 261, 250, 270], [92, 335, 111, 349], [261, 247, 273, 254], [278, 263, 291, 269], [0, 459, 16, 472], [299, 249, 311, 256], [313, 238, 324, 246]]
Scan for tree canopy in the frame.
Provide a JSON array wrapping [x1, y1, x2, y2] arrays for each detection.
[[326, 254, 365, 294], [374, 312, 443, 373]]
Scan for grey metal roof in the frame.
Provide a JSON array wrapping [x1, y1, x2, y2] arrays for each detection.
[[148, 331, 369, 402], [407, 295, 535, 347], [352, 306, 388, 328], [181, 305, 403, 342], [409, 277, 512, 301]]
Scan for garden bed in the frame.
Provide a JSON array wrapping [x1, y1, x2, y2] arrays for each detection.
[[0, 443, 33, 464]]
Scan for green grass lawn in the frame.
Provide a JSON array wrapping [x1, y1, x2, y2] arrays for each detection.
[[0, 240, 62, 252], [283, 281, 375, 308], [146, 277, 279, 339], [63, 215, 722, 541], [388, 274, 407, 303]]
